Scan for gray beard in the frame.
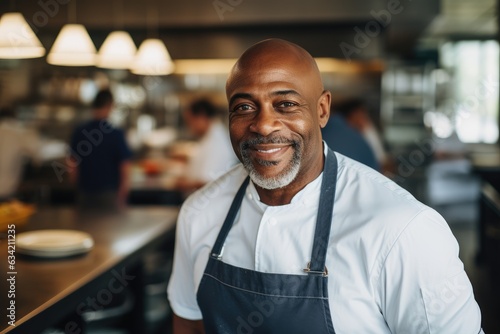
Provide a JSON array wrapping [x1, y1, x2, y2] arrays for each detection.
[[240, 140, 301, 190]]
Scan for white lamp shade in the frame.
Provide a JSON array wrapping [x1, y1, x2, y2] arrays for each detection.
[[97, 31, 137, 69], [47, 24, 96, 66], [0, 12, 46, 59], [131, 38, 174, 75]]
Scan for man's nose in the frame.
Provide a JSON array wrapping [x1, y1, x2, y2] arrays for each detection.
[[249, 104, 281, 137]]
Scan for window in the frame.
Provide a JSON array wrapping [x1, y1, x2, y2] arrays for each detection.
[[439, 40, 499, 143]]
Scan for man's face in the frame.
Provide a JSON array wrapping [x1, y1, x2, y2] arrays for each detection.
[[227, 58, 329, 190]]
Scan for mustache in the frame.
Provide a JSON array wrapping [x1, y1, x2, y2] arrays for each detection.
[[240, 136, 298, 151]]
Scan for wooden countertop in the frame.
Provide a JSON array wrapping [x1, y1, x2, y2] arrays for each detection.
[[0, 206, 178, 333]]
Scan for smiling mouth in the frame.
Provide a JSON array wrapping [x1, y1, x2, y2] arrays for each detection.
[[240, 136, 296, 164], [256, 146, 286, 154], [248, 145, 292, 165]]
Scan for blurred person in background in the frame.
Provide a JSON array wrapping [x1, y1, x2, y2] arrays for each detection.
[[336, 98, 394, 175], [321, 107, 379, 171], [69, 89, 132, 211], [176, 98, 238, 193], [0, 107, 39, 201]]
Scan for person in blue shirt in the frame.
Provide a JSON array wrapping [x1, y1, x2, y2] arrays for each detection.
[[321, 112, 379, 171], [70, 89, 132, 211]]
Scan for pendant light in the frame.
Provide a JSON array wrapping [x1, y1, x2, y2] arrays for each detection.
[[131, 38, 174, 75], [47, 0, 96, 66], [97, 31, 136, 69], [131, 1, 174, 76], [97, 0, 137, 69], [0, 12, 46, 59]]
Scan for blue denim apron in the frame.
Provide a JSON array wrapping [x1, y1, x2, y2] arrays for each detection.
[[197, 149, 338, 334]]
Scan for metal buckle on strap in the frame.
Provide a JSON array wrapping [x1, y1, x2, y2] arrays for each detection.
[[303, 262, 328, 277], [211, 253, 222, 260]]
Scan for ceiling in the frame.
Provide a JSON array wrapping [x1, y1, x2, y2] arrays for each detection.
[[0, 0, 496, 60], [420, 0, 497, 47]]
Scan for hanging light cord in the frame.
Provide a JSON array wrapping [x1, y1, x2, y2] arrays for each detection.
[[114, 0, 124, 30], [147, 0, 159, 39], [68, 0, 77, 24]]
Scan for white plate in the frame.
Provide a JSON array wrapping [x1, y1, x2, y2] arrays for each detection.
[[16, 247, 92, 258], [16, 230, 94, 258]]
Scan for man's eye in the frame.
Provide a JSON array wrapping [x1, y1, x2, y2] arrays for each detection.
[[233, 104, 253, 113], [277, 101, 297, 108]]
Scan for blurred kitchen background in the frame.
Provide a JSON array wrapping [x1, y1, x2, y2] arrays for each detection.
[[1, 0, 500, 332]]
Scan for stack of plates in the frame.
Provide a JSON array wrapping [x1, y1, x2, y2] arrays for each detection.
[[16, 230, 94, 258]]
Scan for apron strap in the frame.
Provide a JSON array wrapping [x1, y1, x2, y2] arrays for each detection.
[[210, 148, 338, 270], [306, 148, 338, 275], [210, 176, 250, 259]]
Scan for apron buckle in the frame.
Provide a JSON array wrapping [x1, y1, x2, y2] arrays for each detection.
[[211, 252, 223, 260], [303, 262, 328, 277]]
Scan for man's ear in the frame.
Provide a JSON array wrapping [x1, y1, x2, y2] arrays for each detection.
[[317, 90, 331, 128]]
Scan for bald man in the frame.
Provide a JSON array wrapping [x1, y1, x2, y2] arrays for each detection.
[[167, 39, 482, 334]]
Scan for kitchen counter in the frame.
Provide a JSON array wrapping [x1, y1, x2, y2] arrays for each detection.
[[17, 159, 186, 206], [0, 206, 178, 333]]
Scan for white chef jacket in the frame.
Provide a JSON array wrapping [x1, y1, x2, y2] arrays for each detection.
[[168, 144, 483, 333], [186, 120, 239, 183], [0, 119, 39, 198]]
